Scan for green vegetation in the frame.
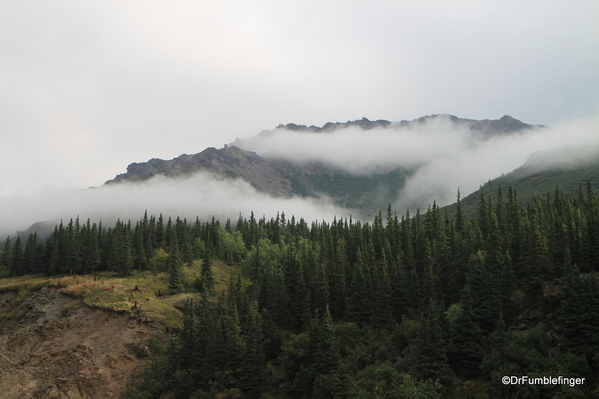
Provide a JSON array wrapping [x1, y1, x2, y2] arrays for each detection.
[[446, 161, 599, 219], [0, 274, 52, 293], [3, 184, 599, 398], [0, 261, 233, 328], [291, 168, 411, 211]]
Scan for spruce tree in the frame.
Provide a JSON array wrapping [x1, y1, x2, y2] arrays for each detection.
[[132, 222, 148, 271], [0, 237, 11, 276], [200, 254, 215, 294], [371, 248, 394, 327], [217, 302, 244, 384], [467, 251, 500, 335], [66, 218, 82, 276], [10, 236, 23, 277], [179, 298, 197, 370], [328, 238, 348, 320], [239, 300, 265, 398], [449, 286, 485, 378], [23, 233, 39, 275], [562, 273, 599, 354], [294, 306, 340, 397], [169, 240, 184, 295], [121, 230, 134, 277], [86, 223, 101, 274], [409, 298, 454, 387], [347, 247, 373, 323]]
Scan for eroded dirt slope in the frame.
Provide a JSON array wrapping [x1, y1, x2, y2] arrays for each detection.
[[0, 286, 154, 399]]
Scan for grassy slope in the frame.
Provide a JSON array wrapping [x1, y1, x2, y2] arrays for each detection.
[[443, 162, 599, 219], [0, 259, 236, 328]]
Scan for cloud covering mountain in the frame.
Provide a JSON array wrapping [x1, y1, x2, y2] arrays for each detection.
[[0, 173, 349, 238], [231, 115, 599, 211], [1, 114, 598, 238]]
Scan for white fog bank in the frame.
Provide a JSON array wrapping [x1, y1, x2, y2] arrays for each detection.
[[233, 115, 599, 212], [0, 173, 349, 238]]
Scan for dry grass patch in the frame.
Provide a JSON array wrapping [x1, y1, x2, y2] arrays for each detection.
[[0, 260, 237, 327], [0, 275, 53, 320], [0, 275, 52, 293], [49, 260, 238, 328]]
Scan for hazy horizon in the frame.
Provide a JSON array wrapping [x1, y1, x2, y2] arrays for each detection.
[[2, 113, 599, 237], [1, 1, 598, 235]]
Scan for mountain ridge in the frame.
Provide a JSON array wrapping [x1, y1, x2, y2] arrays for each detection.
[[105, 115, 540, 214], [273, 114, 539, 134]]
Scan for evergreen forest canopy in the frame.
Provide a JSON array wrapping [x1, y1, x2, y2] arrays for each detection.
[[2, 184, 599, 398]]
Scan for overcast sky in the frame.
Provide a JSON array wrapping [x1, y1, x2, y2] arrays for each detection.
[[1, 0, 598, 228]]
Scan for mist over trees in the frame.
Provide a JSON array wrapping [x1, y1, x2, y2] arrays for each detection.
[[1, 185, 599, 398]]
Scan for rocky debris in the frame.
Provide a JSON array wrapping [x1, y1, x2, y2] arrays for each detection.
[[0, 286, 155, 398]]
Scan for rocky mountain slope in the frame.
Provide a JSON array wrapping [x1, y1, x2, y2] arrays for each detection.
[[105, 115, 540, 213]]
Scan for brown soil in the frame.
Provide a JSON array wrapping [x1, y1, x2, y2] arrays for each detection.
[[0, 286, 157, 399]]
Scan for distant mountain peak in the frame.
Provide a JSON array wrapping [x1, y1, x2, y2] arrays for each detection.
[[105, 114, 542, 215], [275, 117, 392, 132], [273, 114, 540, 136]]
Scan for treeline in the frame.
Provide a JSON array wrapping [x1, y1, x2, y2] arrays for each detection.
[[0, 213, 239, 278], [3, 185, 599, 398]]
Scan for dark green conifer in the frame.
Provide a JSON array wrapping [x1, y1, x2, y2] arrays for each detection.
[[0, 237, 11, 276], [328, 238, 348, 320], [347, 247, 373, 323], [179, 298, 197, 370], [467, 251, 500, 335], [200, 254, 215, 293], [408, 298, 454, 386], [86, 223, 101, 274], [67, 218, 83, 275], [294, 306, 340, 397], [562, 272, 599, 354], [449, 286, 485, 378], [455, 189, 464, 233], [23, 233, 40, 275], [477, 191, 489, 240], [239, 300, 265, 398], [132, 222, 148, 271], [10, 236, 23, 277], [169, 240, 184, 295]]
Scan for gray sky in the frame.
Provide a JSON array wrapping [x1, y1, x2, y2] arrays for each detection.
[[0, 0, 598, 231]]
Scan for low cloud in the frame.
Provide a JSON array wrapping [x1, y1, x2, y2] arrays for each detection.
[[396, 116, 599, 211], [3, 115, 598, 237], [233, 115, 599, 213], [0, 173, 350, 238], [233, 115, 474, 174]]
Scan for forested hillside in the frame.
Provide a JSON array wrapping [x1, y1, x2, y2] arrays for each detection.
[[2, 184, 599, 398], [445, 147, 599, 220]]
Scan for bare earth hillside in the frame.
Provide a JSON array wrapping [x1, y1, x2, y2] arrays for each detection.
[[0, 286, 154, 399]]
